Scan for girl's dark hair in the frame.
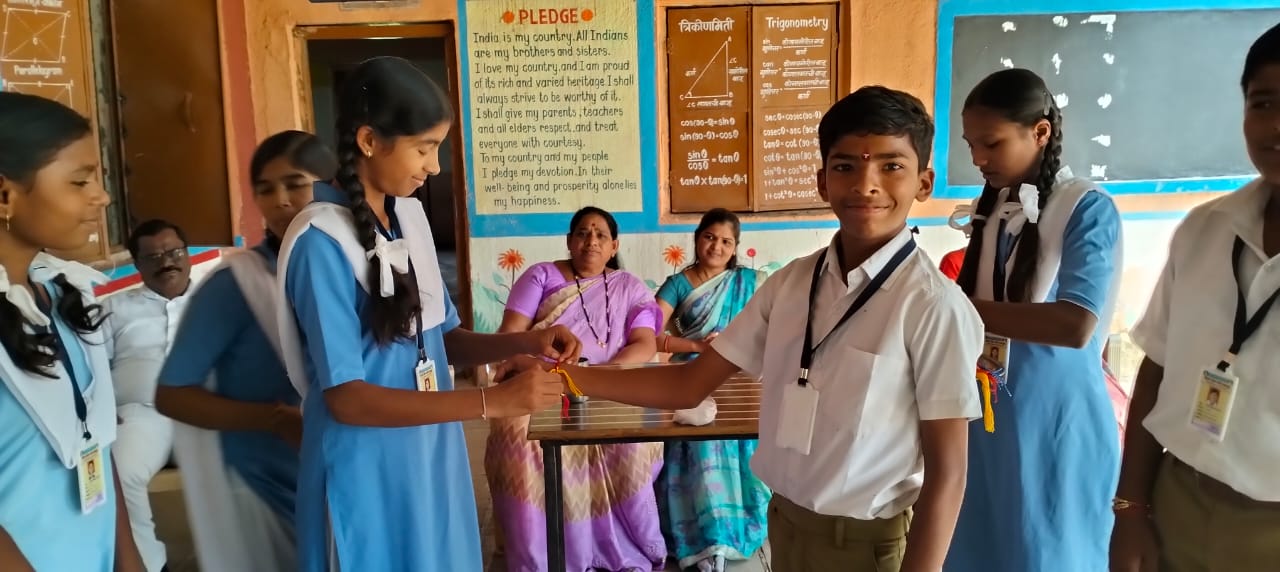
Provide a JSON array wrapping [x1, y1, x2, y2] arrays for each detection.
[[691, 208, 742, 269], [0, 92, 105, 376], [250, 129, 339, 184], [250, 130, 338, 252], [956, 68, 1063, 302], [568, 206, 621, 270], [334, 57, 453, 345]]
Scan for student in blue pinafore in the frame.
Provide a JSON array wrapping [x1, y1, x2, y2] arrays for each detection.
[[945, 68, 1123, 572], [156, 130, 339, 570], [274, 56, 577, 572], [0, 92, 144, 571]]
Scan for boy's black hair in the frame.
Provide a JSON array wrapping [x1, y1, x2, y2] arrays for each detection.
[[127, 219, 189, 259], [817, 85, 934, 170], [1242, 22, 1280, 92]]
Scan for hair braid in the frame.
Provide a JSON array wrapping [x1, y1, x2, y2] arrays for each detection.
[[1005, 99, 1063, 302], [335, 124, 420, 344]]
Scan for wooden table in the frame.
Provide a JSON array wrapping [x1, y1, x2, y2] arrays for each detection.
[[526, 364, 761, 571]]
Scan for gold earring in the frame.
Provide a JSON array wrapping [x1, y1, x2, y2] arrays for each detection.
[[365, 150, 372, 158]]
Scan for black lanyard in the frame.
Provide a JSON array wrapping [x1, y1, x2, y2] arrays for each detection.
[[798, 239, 916, 386], [1218, 236, 1280, 372], [31, 282, 92, 441], [375, 205, 427, 362]]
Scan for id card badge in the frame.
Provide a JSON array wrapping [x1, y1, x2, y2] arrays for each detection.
[[980, 334, 1010, 371], [777, 383, 819, 455], [414, 359, 438, 392], [77, 442, 107, 515], [1190, 367, 1237, 441]]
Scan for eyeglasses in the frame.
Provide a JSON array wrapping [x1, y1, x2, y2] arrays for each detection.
[[138, 247, 188, 265]]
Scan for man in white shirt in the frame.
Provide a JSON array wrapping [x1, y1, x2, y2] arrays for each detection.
[[501, 86, 983, 571], [1111, 23, 1280, 572], [102, 219, 194, 572]]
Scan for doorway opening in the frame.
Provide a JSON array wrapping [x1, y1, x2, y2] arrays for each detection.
[[297, 24, 471, 325]]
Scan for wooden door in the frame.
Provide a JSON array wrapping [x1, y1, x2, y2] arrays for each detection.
[[111, 0, 231, 245]]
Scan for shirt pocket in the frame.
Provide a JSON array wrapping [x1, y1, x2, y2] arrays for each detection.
[[814, 347, 913, 436]]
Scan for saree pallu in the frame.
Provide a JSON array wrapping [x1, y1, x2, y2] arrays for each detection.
[[486, 272, 667, 571], [658, 268, 771, 569]]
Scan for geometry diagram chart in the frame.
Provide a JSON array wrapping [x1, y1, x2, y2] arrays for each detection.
[[2, 5, 69, 63], [1, 1, 89, 114]]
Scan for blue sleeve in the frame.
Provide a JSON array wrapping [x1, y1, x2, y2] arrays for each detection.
[[1055, 190, 1120, 316], [159, 269, 253, 386], [655, 273, 691, 307], [441, 288, 462, 333], [285, 229, 367, 390]]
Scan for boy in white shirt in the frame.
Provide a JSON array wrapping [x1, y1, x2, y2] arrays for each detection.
[[500, 86, 984, 571], [1111, 22, 1280, 572]]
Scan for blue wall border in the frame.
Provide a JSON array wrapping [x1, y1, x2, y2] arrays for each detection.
[[934, 0, 1274, 201]]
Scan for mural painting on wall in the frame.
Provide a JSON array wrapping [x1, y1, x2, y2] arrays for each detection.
[[466, 0, 643, 216]]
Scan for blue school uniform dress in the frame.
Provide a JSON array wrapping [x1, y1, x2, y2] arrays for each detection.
[[283, 183, 482, 571], [159, 243, 300, 521], [946, 190, 1122, 572], [0, 277, 117, 571]]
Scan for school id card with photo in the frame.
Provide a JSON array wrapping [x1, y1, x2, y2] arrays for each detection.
[[415, 358, 438, 392], [1190, 367, 1237, 441], [78, 442, 107, 515]]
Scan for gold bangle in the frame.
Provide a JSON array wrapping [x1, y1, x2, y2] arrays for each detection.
[[1112, 497, 1150, 512]]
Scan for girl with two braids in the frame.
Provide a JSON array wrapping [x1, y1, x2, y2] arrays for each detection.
[[0, 93, 143, 571], [945, 69, 1124, 572], [275, 56, 579, 571]]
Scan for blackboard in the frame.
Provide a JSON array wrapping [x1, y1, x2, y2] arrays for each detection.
[[947, 9, 1280, 187]]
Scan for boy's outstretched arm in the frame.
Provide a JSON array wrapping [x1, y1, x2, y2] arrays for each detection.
[[495, 348, 741, 411], [900, 417, 969, 572]]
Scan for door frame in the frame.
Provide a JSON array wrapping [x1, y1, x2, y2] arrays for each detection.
[[292, 22, 474, 329]]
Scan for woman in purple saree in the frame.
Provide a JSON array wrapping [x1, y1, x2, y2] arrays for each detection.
[[485, 207, 667, 571]]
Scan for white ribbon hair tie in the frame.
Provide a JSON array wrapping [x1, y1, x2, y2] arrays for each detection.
[[1017, 184, 1041, 224], [366, 236, 411, 298], [947, 196, 986, 236]]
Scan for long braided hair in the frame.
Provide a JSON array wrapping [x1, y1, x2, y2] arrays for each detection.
[[0, 93, 105, 376], [333, 57, 453, 345], [956, 68, 1064, 302]]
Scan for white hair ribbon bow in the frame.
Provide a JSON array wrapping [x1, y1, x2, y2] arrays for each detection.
[[33, 254, 110, 293], [1017, 184, 1041, 224], [366, 237, 411, 298], [0, 265, 49, 327], [947, 196, 986, 236]]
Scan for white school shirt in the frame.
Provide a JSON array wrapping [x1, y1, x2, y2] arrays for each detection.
[[102, 284, 191, 406], [712, 227, 985, 519], [1131, 180, 1280, 502]]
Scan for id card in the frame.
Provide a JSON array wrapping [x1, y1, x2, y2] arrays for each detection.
[[414, 359, 438, 392], [77, 442, 107, 515], [980, 334, 1010, 371], [777, 383, 819, 455], [1190, 367, 1237, 440]]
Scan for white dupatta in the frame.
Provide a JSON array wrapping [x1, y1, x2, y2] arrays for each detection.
[[0, 254, 116, 468], [275, 197, 445, 398], [170, 250, 295, 572], [950, 167, 1124, 310]]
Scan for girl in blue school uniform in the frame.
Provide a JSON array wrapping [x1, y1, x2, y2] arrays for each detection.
[[0, 92, 143, 571], [945, 68, 1123, 572], [155, 130, 339, 570], [275, 56, 576, 572]]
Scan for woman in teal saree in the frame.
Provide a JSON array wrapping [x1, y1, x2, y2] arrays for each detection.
[[654, 209, 771, 572]]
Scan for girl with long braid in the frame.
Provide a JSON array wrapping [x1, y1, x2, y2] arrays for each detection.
[[944, 68, 1123, 572], [275, 56, 579, 571]]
